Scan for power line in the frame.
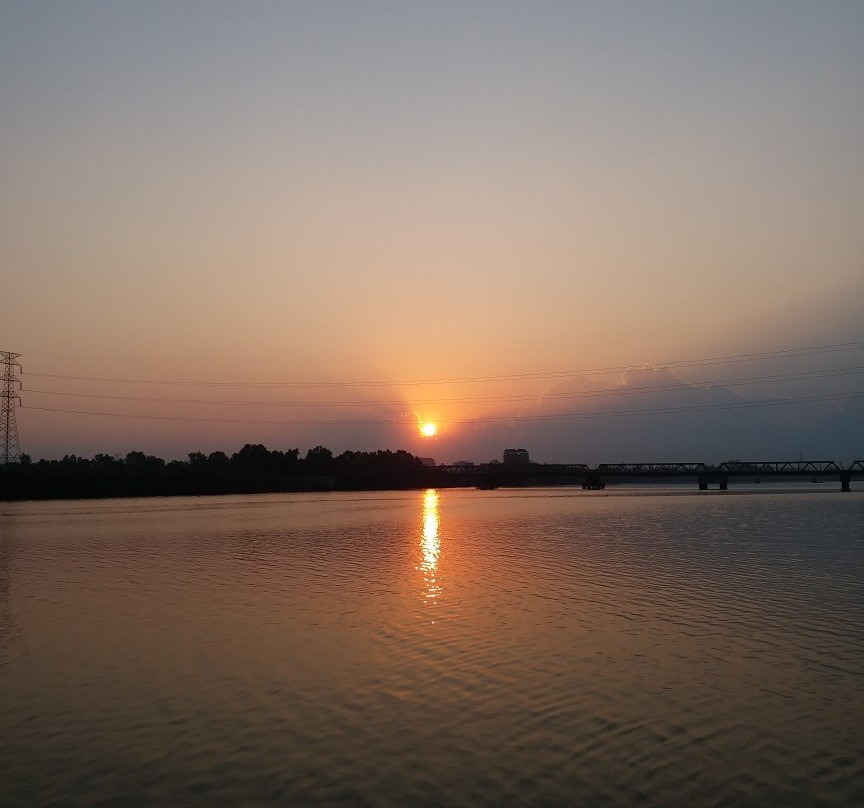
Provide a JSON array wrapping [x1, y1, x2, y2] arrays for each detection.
[[22, 365, 864, 408], [22, 389, 864, 427], [21, 340, 864, 389]]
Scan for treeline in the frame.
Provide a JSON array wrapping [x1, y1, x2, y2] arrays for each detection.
[[0, 444, 436, 501]]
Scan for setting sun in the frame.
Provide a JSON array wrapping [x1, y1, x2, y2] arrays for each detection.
[[420, 422, 437, 438]]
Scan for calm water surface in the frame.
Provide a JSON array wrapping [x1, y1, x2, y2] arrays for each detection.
[[1, 488, 862, 807]]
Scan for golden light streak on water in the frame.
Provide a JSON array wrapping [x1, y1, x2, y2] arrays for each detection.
[[420, 489, 441, 605]]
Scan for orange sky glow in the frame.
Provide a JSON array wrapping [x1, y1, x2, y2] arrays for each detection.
[[2, 2, 863, 462]]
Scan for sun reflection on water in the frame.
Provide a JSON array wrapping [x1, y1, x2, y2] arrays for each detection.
[[420, 489, 441, 604]]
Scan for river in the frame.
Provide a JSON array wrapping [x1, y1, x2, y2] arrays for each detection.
[[1, 487, 861, 806]]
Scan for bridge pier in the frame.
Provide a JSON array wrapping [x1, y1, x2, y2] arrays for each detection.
[[582, 472, 605, 490], [698, 474, 728, 491], [841, 473, 851, 492]]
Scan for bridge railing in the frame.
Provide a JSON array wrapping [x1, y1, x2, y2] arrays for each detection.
[[597, 463, 708, 474], [717, 460, 842, 473]]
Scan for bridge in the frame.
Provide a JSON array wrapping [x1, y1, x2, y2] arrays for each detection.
[[433, 460, 864, 492]]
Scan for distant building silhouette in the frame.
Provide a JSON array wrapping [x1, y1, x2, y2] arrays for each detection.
[[503, 448, 530, 465]]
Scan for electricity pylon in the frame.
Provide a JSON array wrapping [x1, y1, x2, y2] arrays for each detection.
[[1, 351, 22, 464]]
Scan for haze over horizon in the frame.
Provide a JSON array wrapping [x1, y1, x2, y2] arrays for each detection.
[[2, 1, 863, 464]]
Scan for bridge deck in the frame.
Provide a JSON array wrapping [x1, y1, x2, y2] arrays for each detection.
[[434, 460, 863, 491]]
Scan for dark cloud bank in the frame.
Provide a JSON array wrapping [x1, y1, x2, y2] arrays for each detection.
[[443, 366, 864, 466]]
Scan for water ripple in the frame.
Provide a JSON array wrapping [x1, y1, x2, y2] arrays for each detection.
[[0, 490, 861, 806]]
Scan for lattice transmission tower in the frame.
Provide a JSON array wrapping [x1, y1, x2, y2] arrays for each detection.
[[1, 351, 22, 464]]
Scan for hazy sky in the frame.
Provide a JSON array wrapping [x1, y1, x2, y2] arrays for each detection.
[[2, 1, 863, 462]]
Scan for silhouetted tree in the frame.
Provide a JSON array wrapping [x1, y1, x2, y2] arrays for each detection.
[[207, 451, 230, 468], [232, 443, 273, 471], [0, 443, 438, 500], [304, 445, 333, 472], [125, 451, 164, 471]]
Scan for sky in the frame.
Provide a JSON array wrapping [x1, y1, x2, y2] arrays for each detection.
[[1, 0, 863, 464]]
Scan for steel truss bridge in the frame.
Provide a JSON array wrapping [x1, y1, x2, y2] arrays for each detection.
[[434, 460, 864, 492]]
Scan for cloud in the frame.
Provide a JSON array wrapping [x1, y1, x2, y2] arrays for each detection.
[[443, 366, 864, 465]]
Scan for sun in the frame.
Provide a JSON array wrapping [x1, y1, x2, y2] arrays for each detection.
[[420, 421, 437, 438]]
